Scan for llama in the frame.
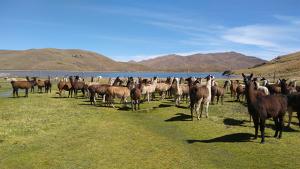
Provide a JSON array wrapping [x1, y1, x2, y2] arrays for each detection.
[[236, 84, 245, 102], [11, 77, 37, 97], [224, 80, 231, 92], [44, 76, 52, 93], [173, 78, 189, 106], [88, 84, 111, 105], [280, 79, 300, 127], [37, 79, 46, 93], [141, 77, 158, 102], [211, 79, 225, 105], [230, 80, 239, 98], [70, 76, 86, 98], [106, 77, 134, 108], [266, 80, 281, 95], [189, 75, 212, 120], [57, 78, 73, 97], [254, 80, 270, 95], [242, 73, 288, 143], [130, 81, 142, 111], [155, 77, 172, 100]]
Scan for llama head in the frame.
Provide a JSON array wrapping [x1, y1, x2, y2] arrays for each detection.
[[242, 73, 253, 86]]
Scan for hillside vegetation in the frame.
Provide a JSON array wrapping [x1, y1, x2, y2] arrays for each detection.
[[235, 51, 300, 79]]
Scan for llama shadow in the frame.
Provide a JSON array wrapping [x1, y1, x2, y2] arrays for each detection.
[[186, 133, 254, 143], [165, 113, 191, 122], [176, 105, 188, 109], [265, 123, 300, 132], [223, 118, 247, 127], [118, 106, 132, 111], [225, 100, 247, 106], [153, 104, 172, 109], [51, 96, 69, 99]]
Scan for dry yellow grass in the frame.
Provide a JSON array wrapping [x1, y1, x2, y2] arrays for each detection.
[[235, 51, 300, 80]]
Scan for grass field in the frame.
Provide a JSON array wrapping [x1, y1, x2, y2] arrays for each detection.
[[1, 80, 300, 169]]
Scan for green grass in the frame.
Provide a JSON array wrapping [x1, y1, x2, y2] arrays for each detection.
[[1, 80, 300, 169]]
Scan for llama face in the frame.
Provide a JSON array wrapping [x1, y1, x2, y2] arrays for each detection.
[[242, 73, 253, 87]]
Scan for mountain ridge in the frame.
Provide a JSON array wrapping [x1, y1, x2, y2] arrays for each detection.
[[0, 48, 266, 72]]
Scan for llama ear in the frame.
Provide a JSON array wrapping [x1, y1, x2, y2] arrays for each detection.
[[242, 73, 245, 78], [250, 73, 253, 78]]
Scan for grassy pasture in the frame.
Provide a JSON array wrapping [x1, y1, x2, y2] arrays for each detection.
[[1, 79, 300, 169]]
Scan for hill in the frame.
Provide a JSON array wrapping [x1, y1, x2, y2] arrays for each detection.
[[0, 49, 265, 72], [138, 52, 265, 72], [0, 48, 148, 71], [235, 51, 300, 79]]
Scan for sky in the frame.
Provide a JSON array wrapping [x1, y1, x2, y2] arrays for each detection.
[[0, 0, 300, 61]]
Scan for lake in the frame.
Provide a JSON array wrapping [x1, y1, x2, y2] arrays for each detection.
[[0, 70, 230, 78]]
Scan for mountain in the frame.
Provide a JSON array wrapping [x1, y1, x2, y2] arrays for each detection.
[[0, 48, 148, 71], [138, 52, 265, 72], [0, 49, 265, 72], [235, 51, 300, 79]]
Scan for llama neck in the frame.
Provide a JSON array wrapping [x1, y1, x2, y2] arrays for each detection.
[[245, 83, 257, 105], [206, 78, 212, 98]]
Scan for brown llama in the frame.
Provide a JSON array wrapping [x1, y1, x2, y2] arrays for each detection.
[[44, 76, 52, 93], [70, 76, 86, 98], [236, 84, 245, 102], [57, 77, 73, 97], [230, 80, 239, 98], [224, 80, 231, 92], [88, 84, 111, 105], [211, 79, 225, 105], [11, 77, 37, 97], [130, 80, 142, 111], [189, 75, 212, 120], [280, 79, 300, 127], [243, 73, 288, 144]]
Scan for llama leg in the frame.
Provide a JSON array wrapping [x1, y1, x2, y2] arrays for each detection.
[[273, 117, 279, 138], [297, 112, 300, 127], [138, 100, 140, 110], [205, 102, 209, 118], [190, 101, 194, 121], [278, 116, 284, 139], [252, 116, 259, 139], [221, 96, 224, 105], [131, 100, 134, 111], [25, 89, 28, 97], [13, 88, 16, 97], [199, 102, 204, 119], [102, 94, 105, 103], [287, 111, 292, 127], [196, 102, 201, 120], [260, 119, 266, 143]]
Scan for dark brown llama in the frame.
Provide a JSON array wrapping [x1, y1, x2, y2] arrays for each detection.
[[280, 79, 300, 127], [71, 76, 86, 98], [130, 82, 142, 111], [243, 73, 288, 144]]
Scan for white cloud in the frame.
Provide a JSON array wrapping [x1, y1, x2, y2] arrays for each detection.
[[222, 22, 300, 55]]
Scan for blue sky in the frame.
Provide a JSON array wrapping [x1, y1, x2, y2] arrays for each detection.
[[1, 0, 300, 61]]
